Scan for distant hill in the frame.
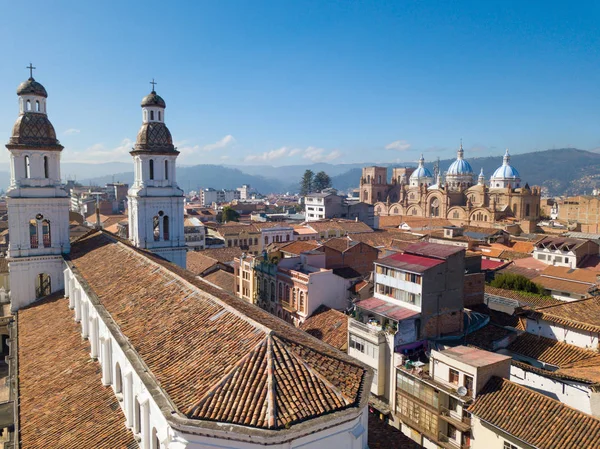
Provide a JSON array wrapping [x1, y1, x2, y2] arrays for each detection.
[[331, 149, 600, 196], [84, 164, 287, 194]]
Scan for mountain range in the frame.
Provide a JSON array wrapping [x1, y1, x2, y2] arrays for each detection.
[[0, 148, 595, 197]]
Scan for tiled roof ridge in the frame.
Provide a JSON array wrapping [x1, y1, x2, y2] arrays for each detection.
[[86, 230, 276, 335], [273, 334, 353, 406], [512, 359, 600, 386], [532, 296, 595, 311], [476, 376, 600, 423]]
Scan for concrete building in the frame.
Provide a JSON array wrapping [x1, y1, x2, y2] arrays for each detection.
[[533, 236, 599, 269], [348, 242, 466, 408], [199, 188, 239, 206], [556, 195, 600, 233], [394, 346, 511, 449], [305, 191, 374, 227], [183, 216, 205, 250]]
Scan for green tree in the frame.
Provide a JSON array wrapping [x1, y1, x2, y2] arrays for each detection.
[[300, 169, 314, 196], [220, 206, 240, 223], [490, 273, 544, 294], [313, 171, 332, 192]]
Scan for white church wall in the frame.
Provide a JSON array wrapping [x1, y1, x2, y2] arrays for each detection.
[[65, 264, 369, 449]]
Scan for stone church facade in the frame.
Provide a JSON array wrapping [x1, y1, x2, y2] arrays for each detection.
[[360, 146, 541, 233]]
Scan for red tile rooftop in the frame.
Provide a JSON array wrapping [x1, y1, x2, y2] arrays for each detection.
[[378, 252, 444, 273], [481, 259, 508, 271], [356, 297, 420, 321]]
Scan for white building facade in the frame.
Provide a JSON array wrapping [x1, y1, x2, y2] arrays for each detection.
[[127, 88, 187, 268], [6, 74, 69, 311]]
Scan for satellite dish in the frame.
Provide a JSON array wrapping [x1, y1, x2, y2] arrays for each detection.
[[457, 386, 468, 397]]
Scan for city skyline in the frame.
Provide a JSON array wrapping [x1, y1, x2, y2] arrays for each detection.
[[1, 1, 599, 166]]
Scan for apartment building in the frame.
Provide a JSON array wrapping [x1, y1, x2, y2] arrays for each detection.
[[348, 242, 466, 408], [394, 346, 511, 448], [533, 236, 599, 269], [183, 216, 206, 250]]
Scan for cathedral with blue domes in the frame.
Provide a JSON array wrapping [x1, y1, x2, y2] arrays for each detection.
[[359, 143, 541, 232]]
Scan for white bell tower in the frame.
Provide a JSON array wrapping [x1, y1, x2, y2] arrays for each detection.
[[6, 66, 70, 311], [127, 81, 186, 268]]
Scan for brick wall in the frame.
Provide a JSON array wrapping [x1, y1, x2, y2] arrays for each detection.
[[464, 273, 485, 308]]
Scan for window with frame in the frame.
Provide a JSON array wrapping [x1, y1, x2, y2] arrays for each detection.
[[349, 335, 365, 353], [447, 424, 457, 440], [395, 394, 438, 435], [464, 374, 474, 396], [449, 368, 459, 385], [503, 442, 517, 449], [396, 371, 439, 408], [448, 396, 459, 412]]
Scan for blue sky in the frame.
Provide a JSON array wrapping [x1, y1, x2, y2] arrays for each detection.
[[0, 0, 599, 166]]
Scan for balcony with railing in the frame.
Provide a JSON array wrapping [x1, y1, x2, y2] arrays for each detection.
[[348, 318, 385, 337], [438, 432, 470, 449], [439, 406, 471, 432]]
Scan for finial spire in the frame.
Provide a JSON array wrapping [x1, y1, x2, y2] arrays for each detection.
[[503, 148, 510, 164], [26, 63, 36, 79], [150, 78, 157, 92]]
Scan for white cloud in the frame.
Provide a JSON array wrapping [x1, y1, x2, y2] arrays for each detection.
[[203, 134, 236, 152], [64, 138, 134, 163], [289, 148, 302, 156], [245, 146, 290, 162], [63, 128, 80, 136], [302, 146, 342, 162], [385, 140, 411, 151]]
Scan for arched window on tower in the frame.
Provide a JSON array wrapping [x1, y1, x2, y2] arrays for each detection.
[[158, 111, 161, 121], [153, 215, 160, 241], [164, 160, 169, 180], [24, 156, 31, 179], [35, 100, 40, 112], [430, 199, 440, 217], [150, 110, 154, 121], [149, 159, 154, 180], [144, 110, 147, 121], [43, 156, 49, 178], [163, 215, 170, 241], [26, 100, 31, 111], [42, 220, 51, 247], [29, 219, 38, 248]]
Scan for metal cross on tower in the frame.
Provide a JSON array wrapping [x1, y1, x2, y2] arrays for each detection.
[[150, 78, 157, 91], [26, 63, 36, 78]]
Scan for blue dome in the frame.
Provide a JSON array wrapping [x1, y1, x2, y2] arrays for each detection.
[[447, 158, 473, 175], [491, 149, 520, 179], [446, 144, 473, 175], [410, 165, 433, 179], [492, 164, 520, 179]]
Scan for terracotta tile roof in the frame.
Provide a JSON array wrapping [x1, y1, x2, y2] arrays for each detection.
[[377, 215, 452, 229], [536, 236, 591, 251], [322, 237, 356, 253], [507, 332, 600, 367], [202, 269, 235, 294], [531, 275, 594, 295], [512, 359, 600, 385], [498, 249, 532, 260], [511, 241, 535, 253], [279, 240, 320, 255], [68, 231, 368, 430], [186, 251, 219, 275], [299, 306, 348, 351], [350, 230, 421, 248], [540, 265, 599, 283], [18, 294, 136, 448], [468, 377, 600, 449], [307, 219, 373, 234], [196, 247, 244, 264], [485, 286, 562, 309], [215, 223, 260, 236], [511, 256, 548, 270], [524, 297, 600, 333]]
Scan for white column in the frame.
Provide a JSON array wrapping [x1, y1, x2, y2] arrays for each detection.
[[90, 318, 99, 359], [141, 400, 151, 449], [68, 278, 76, 309], [74, 290, 81, 322], [101, 337, 112, 385], [125, 373, 134, 428], [81, 302, 89, 338], [63, 270, 70, 297]]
